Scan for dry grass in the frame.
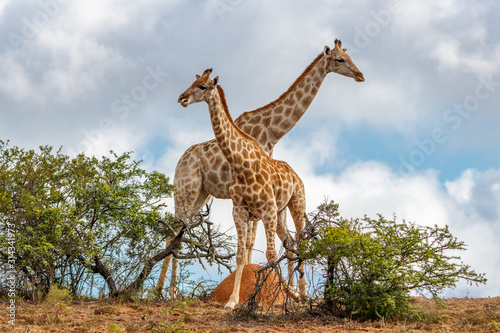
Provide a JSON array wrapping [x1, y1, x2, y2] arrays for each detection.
[[1, 297, 499, 332]]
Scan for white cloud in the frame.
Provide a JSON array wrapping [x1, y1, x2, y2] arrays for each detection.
[[0, 0, 7, 16], [445, 169, 479, 204], [36, 30, 132, 103], [393, 0, 499, 77], [0, 50, 44, 103], [397, 0, 463, 29], [59, 0, 172, 35]]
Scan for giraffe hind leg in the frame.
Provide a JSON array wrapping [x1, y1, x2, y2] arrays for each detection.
[[288, 194, 307, 300], [157, 186, 211, 298], [276, 209, 295, 287]]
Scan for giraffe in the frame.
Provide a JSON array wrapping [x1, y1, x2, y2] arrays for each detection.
[[157, 39, 364, 296], [178, 68, 307, 310]]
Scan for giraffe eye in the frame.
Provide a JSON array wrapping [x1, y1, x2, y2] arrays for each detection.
[[335, 58, 345, 63], [199, 85, 206, 90]]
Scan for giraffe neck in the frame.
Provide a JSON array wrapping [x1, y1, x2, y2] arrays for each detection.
[[235, 53, 329, 151], [206, 86, 260, 174]]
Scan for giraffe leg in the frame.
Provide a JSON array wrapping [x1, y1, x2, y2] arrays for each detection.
[[225, 205, 249, 310], [288, 193, 307, 300], [156, 184, 210, 298], [263, 210, 300, 301], [276, 209, 294, 287], [168, 257, 178, 299], [245, 218, 259, 264], [155, 249, 172, 294]]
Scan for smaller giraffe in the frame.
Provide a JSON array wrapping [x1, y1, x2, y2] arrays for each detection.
[[178, 69, 307, 310]]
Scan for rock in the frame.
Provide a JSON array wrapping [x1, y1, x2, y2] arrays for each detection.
[[209, 264, 286, 306]]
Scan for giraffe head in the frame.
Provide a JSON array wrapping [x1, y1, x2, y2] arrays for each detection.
[[178, 68, 219, 107], [324, 39, 364, 82]]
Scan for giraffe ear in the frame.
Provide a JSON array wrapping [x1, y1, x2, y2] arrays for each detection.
[[324, 45, 330, 55], [213, 76, 219, 85], [196, 74, 201, 79]]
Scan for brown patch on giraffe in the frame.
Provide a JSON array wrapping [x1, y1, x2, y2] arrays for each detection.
[[241, 149, 249, 159], [262, 117, 271, 127], [214, 155, 223, 166], [220, 164, 231, 182], [300, 96, 313, 108], [242, 125, 252, 134], [207, 171, 218, 184], [230, 141, 237, 152], [273, 105, 284, 114], [242, 161, 252, 172], [255, 173, 264, 184], [243, 168, 254, 179], [233, 154, 243, 167], [253, 133, 265, 147], [250, 127, 262, 142], [271, 116, 282, 127], [291, 109, 302, 122], [295, 89, 304, 101]]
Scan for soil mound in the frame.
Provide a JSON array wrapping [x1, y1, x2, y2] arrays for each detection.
[[209, 264, 286, 306]]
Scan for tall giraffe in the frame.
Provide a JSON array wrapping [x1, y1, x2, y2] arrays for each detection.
[[157, 40, 364, 296], [178, 69, 307, 310]]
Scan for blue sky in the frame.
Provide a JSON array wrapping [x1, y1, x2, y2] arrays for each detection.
[[1, 0, 500, 297]]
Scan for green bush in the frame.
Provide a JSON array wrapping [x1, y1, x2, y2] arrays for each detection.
[[44, 284, 72, 310], [299, 200, 486, 321], [0, 140, 176, 297]]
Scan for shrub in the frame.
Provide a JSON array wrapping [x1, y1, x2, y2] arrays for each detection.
[[44, 284, 72, 309], [299, 200, 486, 321]]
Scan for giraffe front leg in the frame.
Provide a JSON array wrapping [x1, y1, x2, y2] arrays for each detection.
[[276, 209, 294, 286], [168, 258, 178, 299], [245, 218, 259, 264], [262, 210, 299, 300], [225, 205, 249, 310], [155, 244, 172, 294]]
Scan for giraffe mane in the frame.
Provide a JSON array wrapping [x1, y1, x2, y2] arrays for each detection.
[[216, 85, 256, 142]]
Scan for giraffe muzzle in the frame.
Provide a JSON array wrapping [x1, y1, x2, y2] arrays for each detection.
[[354, 72, 365, 82], [178, 94, 190, 107]]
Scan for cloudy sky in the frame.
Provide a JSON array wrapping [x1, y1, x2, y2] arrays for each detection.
[[1, 0, 499, 297]]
